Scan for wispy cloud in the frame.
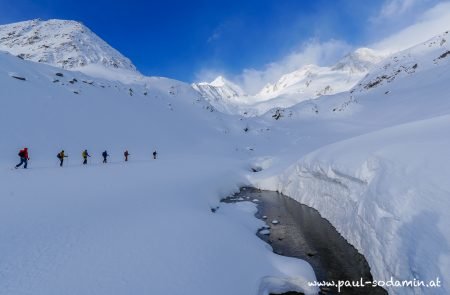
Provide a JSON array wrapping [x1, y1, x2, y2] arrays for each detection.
[[207, 24, 224, 43], [206, 18, 243, 44], [371, 1, 450, 52], [195, 0, 450, 94], [196, 39, 351, 94], [375, 0, 421, 20], [207, 31, 221, 43], [234, 39, 351, 94]]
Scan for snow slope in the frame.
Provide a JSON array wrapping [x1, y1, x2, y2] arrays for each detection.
[[193, 48, 384, 116], [249, 31, 450, 295], [2, 16, 450, 295], [0, 19, 140, 82], [0, 49, 318, 295]]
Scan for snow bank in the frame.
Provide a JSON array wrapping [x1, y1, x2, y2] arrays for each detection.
[[252, 115, 450, 294]]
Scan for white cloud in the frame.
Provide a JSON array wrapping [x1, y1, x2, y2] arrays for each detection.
[[195, 0, 450, 94], [234, 0, 450, 93], [207, 31, 221, 43], [376, 0, 421, 20], [233, 39, 351, 94], [371, 1, 450, 52]]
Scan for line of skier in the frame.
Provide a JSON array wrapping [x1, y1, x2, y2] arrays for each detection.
[[15, 147, 158, 169]]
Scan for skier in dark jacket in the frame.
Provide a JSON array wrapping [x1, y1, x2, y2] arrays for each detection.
[[15, 147, 29, 169], [153, 150, 157, 159], [102, 150, 109, 163], [57, 150, 68, 167], [124, 150, 130, 162], [82, 149, 90, 165]]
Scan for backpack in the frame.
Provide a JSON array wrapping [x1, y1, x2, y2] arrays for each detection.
[[57, 153, 62, 159], [18, 151, 25, 157]]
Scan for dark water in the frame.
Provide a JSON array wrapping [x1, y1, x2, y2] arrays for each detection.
[[222, 187, 387, 295]]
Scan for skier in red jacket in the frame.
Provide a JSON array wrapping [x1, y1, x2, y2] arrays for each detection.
[[15, 147, 29, 169]]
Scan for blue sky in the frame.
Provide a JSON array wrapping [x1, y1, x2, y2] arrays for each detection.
[[0, 0, 448, 89]]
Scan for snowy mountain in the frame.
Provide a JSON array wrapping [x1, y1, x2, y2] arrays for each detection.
[[259, 48, 382, 98], [251, 30, 450, 295], [331, 47, 383, 73], [1, 17, 450, 295], [353, 31, 450, 94], [193, 48, 385, 115], [0, 19, 140, 82], [194, 76, 246, 98], [192, 76, 247, 113]]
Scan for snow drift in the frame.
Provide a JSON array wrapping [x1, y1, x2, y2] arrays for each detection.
[[251, 31, 450, 295]]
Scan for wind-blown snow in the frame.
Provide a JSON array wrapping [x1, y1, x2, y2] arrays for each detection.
[[193, 48, 385, 116]]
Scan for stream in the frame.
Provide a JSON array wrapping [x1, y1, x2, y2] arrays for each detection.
[[222, 187, 388, 295]]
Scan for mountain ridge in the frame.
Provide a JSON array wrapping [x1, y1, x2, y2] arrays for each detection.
[[192, 47, 386, 115], [0, 19, 140, 82]]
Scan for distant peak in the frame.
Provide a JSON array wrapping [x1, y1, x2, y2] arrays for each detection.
[[209, 76, 245, 94], [332, 47, 385, 72], [210, 75, 228, 87]]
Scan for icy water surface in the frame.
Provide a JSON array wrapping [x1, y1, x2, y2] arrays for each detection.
[[222, 187, 387, 295]]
